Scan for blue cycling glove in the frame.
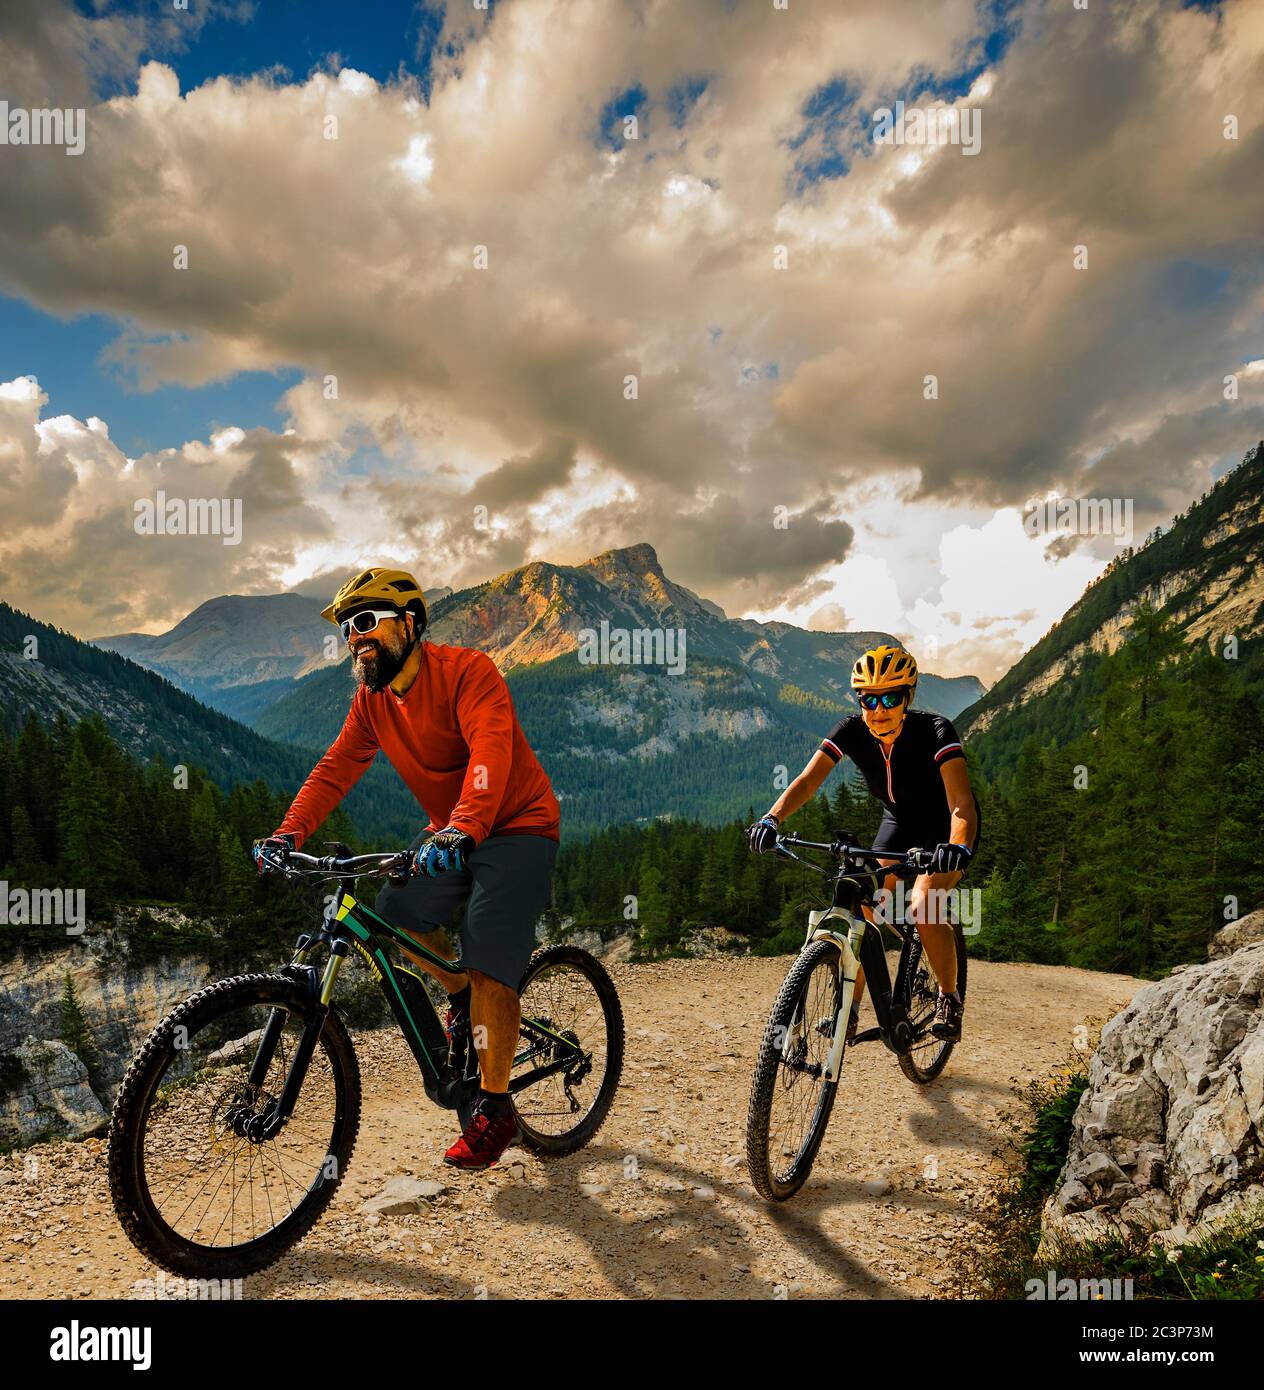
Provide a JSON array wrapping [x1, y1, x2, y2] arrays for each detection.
[[253, 832, 295, 875], [413, 827, 475, 877]]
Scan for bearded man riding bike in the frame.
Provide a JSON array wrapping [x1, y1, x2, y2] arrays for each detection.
[[253, 567, 560, 1170], [748, 644, 979, 1041]]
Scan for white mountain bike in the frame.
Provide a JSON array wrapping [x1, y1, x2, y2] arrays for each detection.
[[745, 832, 967, 1201]]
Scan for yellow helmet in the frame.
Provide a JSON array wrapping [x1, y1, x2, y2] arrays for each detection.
[[320, 567, 428, 627], [851, 644, 918, 693]]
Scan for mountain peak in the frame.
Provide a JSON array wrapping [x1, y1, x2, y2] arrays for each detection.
[[580, 542, 663, 579]]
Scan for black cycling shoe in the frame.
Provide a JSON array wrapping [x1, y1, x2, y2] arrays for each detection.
[[931, 992, 963, 1042]]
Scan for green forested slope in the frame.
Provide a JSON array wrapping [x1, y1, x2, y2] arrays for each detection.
[[960, 441, 1264, 778]]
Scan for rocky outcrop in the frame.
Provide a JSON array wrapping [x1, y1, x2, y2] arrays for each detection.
[[0, 911, 213, 1145], [1042, 943, 1264, 1247], [0, 1040, 108, 1148], [1209, 908, 1264, 960], [562, 923, 746, 963]]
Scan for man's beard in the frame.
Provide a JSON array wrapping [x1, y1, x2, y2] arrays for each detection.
[[351, 633, 411, 692]]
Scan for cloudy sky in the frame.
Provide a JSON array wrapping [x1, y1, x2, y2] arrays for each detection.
[[1, 0, 1261, 681]]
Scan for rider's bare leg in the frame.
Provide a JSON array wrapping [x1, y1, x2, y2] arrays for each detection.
[[907, 870, 963, 994], [398, 926, 469, 995], [468, 969, 520, 1092]]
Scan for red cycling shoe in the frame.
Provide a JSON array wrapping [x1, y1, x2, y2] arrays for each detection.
[[443, 1102, 522, 1171]]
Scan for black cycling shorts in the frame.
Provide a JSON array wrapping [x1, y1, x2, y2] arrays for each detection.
[[373, 832, 558, 990], [871, 796, 983, 870]]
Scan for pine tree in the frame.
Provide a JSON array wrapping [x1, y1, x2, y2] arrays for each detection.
[[9, 803, 42, 876], [59, 735, 121, 894], [0, 731, 13, 868], [216, 827, 254, 913], [59, 972, 101, 1085], [633, 865, 671, 957]]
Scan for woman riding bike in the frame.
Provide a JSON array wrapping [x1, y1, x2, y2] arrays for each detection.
[[748, 644, 980, 1041]]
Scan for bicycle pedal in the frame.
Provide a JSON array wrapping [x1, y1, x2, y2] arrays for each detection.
[[848, 1026, 882, 1046]]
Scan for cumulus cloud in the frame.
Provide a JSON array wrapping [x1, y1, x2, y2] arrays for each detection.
[[0, 0, 1261, 671], [0, 377, 333, 634]]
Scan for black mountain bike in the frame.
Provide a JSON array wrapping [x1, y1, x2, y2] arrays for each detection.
[[745, 832, 967, 1201], [109, 844, 624, 1277]]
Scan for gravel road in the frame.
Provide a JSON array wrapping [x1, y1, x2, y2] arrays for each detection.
[[0, 954, 1141, 1301]]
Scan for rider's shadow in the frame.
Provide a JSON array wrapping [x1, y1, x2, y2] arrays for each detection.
[[897, 1069, 1019, 1153], [484, 1143, 916, 1299], [249, 1248, 489, 1301]]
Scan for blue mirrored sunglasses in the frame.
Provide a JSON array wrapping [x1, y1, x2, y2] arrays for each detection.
[[858, 689, 908, 711]]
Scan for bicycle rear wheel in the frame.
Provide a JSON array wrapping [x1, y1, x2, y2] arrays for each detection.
[[746, 938, 844, 1201], [108, 972, 360, 1278], [511, 945, 623, 1156], [897, 923, 968, 1084]]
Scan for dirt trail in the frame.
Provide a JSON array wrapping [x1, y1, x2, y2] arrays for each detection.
[[0, 955, 1141, 1300]]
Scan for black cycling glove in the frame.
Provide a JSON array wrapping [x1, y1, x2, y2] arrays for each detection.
[[747, 815, 780, 854], [929, 842, 972, 875]]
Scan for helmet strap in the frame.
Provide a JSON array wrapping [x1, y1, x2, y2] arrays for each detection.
[[403, 607, 426, 654]]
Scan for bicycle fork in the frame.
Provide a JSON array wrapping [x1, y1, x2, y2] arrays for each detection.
[[800, 908, 908, 1082], [801, 908, 863, 1084], [237, 943, 347, 1142]]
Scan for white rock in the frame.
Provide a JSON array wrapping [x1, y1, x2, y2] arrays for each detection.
[[1042, 943, 1264, 1248], [361, 1176, 448, 1216]]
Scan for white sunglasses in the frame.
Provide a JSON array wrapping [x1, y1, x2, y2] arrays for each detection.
[[340, 609, 404, 642]]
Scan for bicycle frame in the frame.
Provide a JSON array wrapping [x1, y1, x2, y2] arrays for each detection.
[[779, 838, 931, 1083], [296, 890, 462, 1103], [804, 905, 915, 1083], [244, 875, 588, 1135]]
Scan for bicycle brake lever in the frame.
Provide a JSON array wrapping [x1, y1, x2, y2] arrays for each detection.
[[385, 852, 412, 883]]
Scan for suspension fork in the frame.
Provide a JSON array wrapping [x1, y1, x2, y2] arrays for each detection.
[[252, 942, 348, 1138], [802, 908, 863, 1083]]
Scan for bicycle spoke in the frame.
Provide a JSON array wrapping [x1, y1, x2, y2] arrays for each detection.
[[764, 955, 838, 1180], [514, 963, 609, 1137], [139, 1001, 341, 1251]]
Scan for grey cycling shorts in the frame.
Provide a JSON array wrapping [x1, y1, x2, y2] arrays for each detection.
[[374, 832, 558, 990]]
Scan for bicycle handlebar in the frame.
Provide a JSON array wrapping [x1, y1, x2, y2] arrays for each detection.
[[775, 833, 935, 876], [258, 846, 412, 878]]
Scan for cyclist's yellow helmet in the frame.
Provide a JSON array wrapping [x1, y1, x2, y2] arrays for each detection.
[[850, 644, 918, 694], [320, 567, 428, 627]]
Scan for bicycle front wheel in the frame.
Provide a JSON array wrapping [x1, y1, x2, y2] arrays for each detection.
[[746, 938, 844, 1201], [108, 972, 361, 1278]]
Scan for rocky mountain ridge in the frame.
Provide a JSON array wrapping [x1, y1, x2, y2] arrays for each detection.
[[959, 440, 1264, 769]]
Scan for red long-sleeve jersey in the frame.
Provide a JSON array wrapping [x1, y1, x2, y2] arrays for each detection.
[[275, 642, 559, 847]]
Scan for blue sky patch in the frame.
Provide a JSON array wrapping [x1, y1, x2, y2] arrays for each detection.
[[72, 0, 445, 100], [665, 76, 708, 129], [0, 295, 301, 458], [597, 83, 649, 149]]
